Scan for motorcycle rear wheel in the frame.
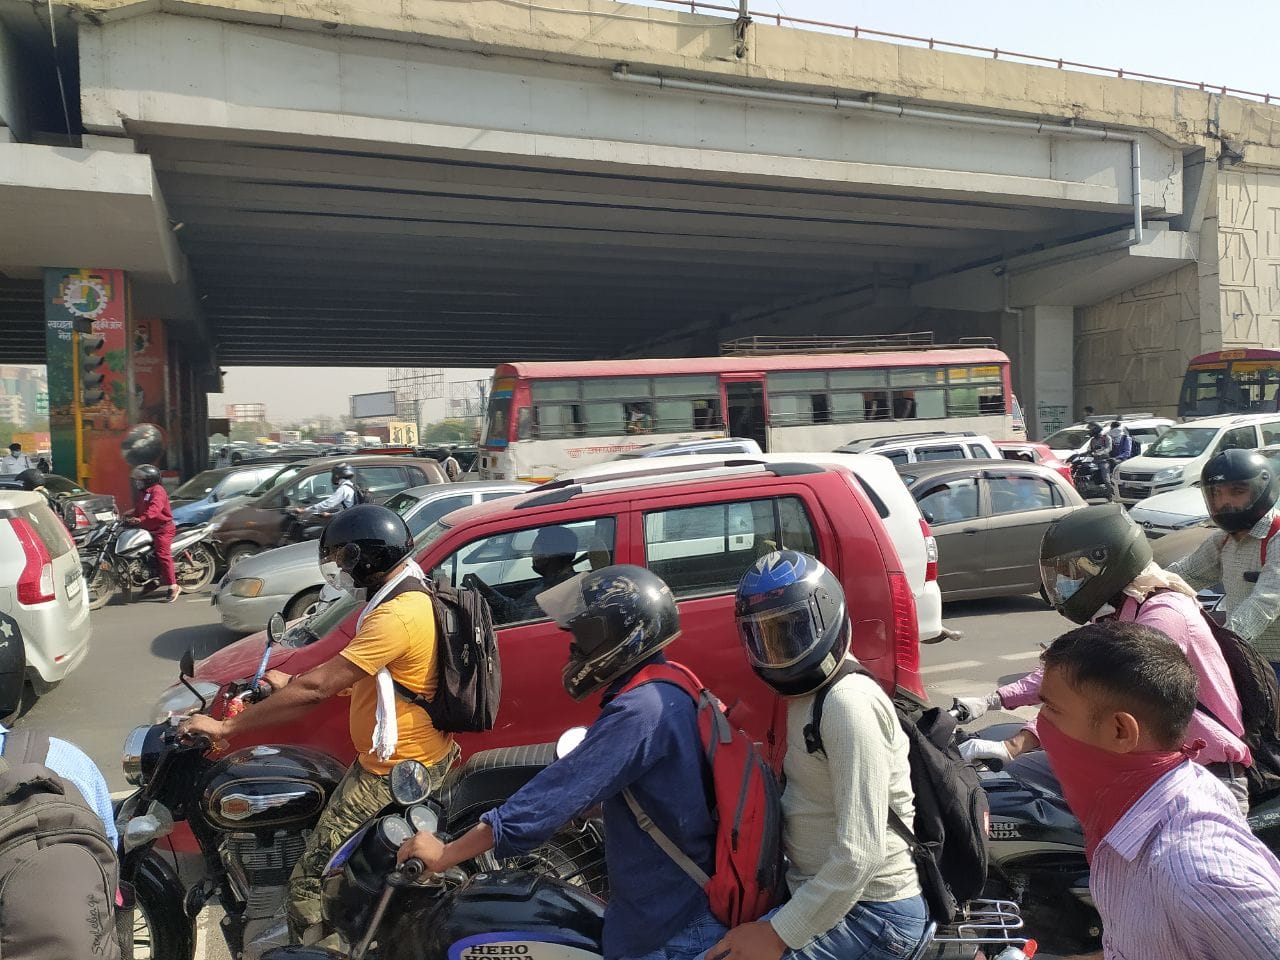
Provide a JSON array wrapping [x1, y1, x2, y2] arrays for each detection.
[[176, 544, 217, 593]]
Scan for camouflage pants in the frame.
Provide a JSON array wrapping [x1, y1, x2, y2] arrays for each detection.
[[287, 746, 458, 944]]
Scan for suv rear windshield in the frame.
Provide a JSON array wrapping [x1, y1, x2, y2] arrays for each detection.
[[20, 503, 74, 558]]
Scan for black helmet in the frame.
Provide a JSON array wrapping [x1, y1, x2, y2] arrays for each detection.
[[537, 565, 680, 701], [734, 551, 849, 697], [1039, 504, 1152, 625], [1088, 422, 1103, 436], [1200, 449, 1278, 533], [14, 468, 44, 492], [331, 462, 356, 484], [130, 464, 162, 490], [318, 504, 414, 592]]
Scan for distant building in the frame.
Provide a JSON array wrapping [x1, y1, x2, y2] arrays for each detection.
[[0, 394, 25, 424], [226, 402, 267, 423], [0, 366, 46, 426]]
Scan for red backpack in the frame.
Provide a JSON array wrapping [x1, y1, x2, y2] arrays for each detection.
[[618, 661, 785, 928]]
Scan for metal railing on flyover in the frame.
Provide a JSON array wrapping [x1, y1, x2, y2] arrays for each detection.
[[643, 0, 1279, 104]]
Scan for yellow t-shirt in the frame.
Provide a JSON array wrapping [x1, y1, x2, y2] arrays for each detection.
[[340, 591, 453, 775]]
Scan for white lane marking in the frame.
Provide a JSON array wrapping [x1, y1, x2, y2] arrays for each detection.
[[917, 660, 983, 675], [998, 650, 1045, 661], [186, 598, 207, 603]]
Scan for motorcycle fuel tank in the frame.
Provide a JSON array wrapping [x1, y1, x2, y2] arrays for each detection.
[[115, 527, 154, 557], [200, 744, 347, 831], [386, 871, 605, 960]]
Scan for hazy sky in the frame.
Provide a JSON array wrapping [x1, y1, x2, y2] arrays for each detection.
[[213, 0, 1279, 422]]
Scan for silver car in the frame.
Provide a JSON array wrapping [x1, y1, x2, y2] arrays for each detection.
[[212, 480, 533, 632], [0, 491, 91, 719]]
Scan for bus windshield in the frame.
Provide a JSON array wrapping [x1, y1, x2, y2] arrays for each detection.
[[1180, 359, 1280, 417]]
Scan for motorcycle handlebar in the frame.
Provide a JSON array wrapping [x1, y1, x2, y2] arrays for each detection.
[[399, 858, 426, 881]]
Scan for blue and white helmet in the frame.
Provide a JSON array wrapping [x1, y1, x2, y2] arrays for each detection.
[[734, 551, 849, 697]]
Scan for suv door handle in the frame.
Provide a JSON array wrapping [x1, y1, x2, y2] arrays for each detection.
[[961, 527, 980, 535]]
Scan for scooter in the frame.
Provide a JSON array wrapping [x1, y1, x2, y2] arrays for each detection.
[[260, 734, 1037, 960], [955, 704, 1280, 955]]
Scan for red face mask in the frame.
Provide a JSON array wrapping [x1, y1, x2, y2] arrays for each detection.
[[1037, 716, 1197, 862]]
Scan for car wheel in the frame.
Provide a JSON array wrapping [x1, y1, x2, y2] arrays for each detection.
[[223, 543, 262, 568], [285, 587, 323, 622]]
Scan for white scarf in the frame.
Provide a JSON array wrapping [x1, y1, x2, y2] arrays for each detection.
[[358, 559, 428, 762]]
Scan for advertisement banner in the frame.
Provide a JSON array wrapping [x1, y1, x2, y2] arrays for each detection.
[[133, 318, 169, 439]]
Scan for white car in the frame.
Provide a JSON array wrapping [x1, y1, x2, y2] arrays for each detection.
[[1113, 413, 1280, 505], [551, 452, 947, 644], [1129, 443, 1280, 536], [0, 491, 91, 718], [1043, 415, 1175, 460], [837, 432, 1001, 465]]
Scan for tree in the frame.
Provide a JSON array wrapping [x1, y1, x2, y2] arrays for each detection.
[[422, 419, 468, 443]]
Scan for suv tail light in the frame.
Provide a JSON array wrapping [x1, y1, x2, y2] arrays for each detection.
[[11, 518, 56, 604], [919, 518, 938, 582], [888, 571, 922, 696]]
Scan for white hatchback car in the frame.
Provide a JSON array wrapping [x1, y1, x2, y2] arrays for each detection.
[[0, 491, 90, 717], [552, 452, 948, 644]]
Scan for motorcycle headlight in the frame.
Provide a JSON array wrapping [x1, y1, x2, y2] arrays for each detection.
[[229, 577, 264, 598], [150, 680, 222, 723], [1154, 467, 1185, 483]]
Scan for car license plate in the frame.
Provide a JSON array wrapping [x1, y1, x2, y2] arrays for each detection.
[[65, 570, 82, 599]]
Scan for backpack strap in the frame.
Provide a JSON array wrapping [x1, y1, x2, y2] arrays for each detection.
[[803, 659, 863, 756], [0, 729, 50, 766], [370, 579, 436, 710], [617, 660, 704, 702], [1261, 515, 1280, 567], [622, 788, 712, 888]]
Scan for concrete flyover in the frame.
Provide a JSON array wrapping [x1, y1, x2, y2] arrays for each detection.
[[2, 0, 1280, 433]]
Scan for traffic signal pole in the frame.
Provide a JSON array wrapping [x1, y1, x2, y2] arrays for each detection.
[[70, 330, 87, 482]]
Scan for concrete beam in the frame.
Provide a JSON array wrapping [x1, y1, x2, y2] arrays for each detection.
[[911, 227, 1198, 311]]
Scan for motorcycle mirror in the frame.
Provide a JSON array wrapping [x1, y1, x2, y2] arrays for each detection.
[[555, 727, 588, 759], [390, 760, 433, 806], [179, 649, 195, 679], [267, 613, 286, 645]]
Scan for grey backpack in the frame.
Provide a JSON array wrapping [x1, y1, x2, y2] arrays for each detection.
[[0, 729, 120, 960]]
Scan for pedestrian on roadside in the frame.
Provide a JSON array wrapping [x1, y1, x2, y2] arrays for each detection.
[[441, 450, 461, 481], [1, 442, 32, 476], [707, 551, 928, 960], [1034, 619, 1280, 959], [1170, 450, 1280, 680], [959, 506, 1253, 813], [125, 464, 179, 602]]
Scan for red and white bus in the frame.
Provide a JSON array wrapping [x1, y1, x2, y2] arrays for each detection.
[[478, 347, 1016, 482], [1179, 349, 1280, 418]]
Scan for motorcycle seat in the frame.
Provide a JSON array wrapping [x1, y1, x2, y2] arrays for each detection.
[[440, 742, 558, 831]]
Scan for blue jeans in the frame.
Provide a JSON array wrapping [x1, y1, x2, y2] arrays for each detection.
[[626, 909, 728, 960], [763, 896, 929, 960]]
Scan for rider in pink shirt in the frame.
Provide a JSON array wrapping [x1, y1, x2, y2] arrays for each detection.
[[959, 505, 1252, 812]]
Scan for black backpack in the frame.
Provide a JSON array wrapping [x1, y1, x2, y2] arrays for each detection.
[[388, 577, 502, 733], [0, 730, 121, 960], [1194, 610, 1280, 802], [806, 661, 988, 923]]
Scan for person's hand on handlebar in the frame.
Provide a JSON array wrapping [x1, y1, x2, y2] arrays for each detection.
[[397, 831, 447, 873], [954, 693, 1003, 722], [260, 669, 292, 692], [177, 714, 229, 751], [959, 738, 1013, 763]]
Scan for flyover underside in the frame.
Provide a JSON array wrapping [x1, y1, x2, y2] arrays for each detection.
[[142, 134, 1131, 366]]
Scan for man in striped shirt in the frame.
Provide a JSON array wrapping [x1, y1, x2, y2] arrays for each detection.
[[1036, 621, 1280, 959]]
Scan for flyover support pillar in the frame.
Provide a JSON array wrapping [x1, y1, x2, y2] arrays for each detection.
[[1003, 305, 1074, 440]]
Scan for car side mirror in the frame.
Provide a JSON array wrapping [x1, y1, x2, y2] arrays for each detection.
[[921, 509, 936, 525]]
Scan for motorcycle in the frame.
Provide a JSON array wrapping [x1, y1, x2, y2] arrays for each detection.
[[81, 517, 219, 609], [260, 733, 1036, 960], [1066, 453, 1114, 502], [115, 615, 606, 960], [954, 704, 1280, 954]]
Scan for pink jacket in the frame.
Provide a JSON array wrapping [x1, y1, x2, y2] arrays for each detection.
[[998, 591, 1251, 766]]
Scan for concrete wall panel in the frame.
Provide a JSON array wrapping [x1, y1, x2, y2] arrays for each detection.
[[1219, 170, 1280, 350]]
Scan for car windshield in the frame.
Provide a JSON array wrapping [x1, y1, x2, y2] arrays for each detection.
[[1144, 427, 1219, 459], [282, 595, 359, 649], [249, 464, 303, 497], [173, 470, 225, 499], [41, 474, 87, 496], [385, 491, 422, 516], [1043, 428, 1089, 449]]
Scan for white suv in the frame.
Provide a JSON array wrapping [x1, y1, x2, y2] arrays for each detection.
[[1044, 415, 1174, 459], [1113, 413, 1280, 505], [837, 432, 1001, 466], [0, 491, 90, 718], [551, 452, 948, 644]]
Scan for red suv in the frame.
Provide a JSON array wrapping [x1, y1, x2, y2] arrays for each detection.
[[179, 462, 924, 759]]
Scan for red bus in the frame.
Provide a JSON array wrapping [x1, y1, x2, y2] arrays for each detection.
[[1179, 349, 1280, 418]]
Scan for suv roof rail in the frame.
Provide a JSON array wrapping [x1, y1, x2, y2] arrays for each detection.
[[849, 431, 978, 447], [522, 460, 825, 505]]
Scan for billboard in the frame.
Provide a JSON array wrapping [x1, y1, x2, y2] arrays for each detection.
[[351, 390, 397, 419]]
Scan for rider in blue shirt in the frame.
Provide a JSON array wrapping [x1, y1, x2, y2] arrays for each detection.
[[398, 566, 722, 960]]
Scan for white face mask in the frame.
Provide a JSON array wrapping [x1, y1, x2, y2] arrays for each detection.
[[320, 560, 361, 597]]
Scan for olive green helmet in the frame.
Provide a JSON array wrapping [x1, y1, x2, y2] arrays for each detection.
[[1039, 504, 1152, 625]]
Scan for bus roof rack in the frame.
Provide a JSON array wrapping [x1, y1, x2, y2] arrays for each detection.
[[720, 333, 999, 355]]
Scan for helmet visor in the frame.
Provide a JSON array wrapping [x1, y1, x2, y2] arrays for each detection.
[[1040, 545, 1110, 608], [536, 574, 613, 656], [1204, 476, 1269, 530], [736, 596, 831, 670]]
